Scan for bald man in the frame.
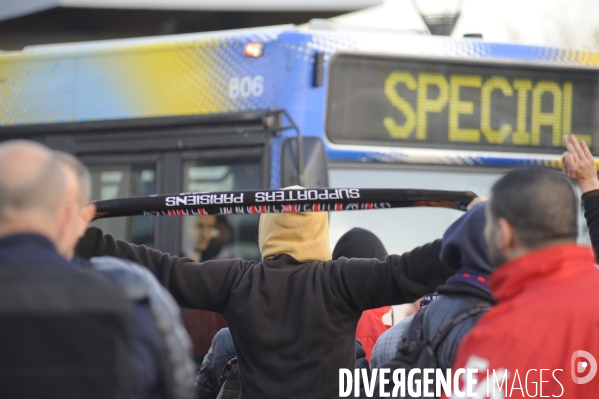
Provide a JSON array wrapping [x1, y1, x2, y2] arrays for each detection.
[[55, 150, 195, 399], [0, 140, 137, 398], [0, 140, 180, 399], [0, 140, 78, 264]]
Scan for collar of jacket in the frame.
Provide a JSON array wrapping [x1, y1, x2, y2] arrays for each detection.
[[0, 233, 80, 271], [262, 253, 306, 269], [489, 243, 595, 302], [437, 282, 496, 304]]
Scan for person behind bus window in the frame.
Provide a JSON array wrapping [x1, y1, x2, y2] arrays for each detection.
[[76, 185, 457, 399], [202, 216, 233, 261], [185, 215, 218, 262]]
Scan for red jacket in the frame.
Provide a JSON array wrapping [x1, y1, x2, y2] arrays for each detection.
[[356, 306, 392, 361], [448, 244, 599, 398]]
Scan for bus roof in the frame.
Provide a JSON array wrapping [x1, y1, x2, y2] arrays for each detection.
[[3, 24, 599, 64]]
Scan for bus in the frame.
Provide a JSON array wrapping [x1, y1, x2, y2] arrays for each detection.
[[2, 23, 598, 358]]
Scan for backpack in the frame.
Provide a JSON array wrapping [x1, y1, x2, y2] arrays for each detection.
[[216, 357, 240, 399], [0, 264, 134, 399], [377, 303, 490, 398]]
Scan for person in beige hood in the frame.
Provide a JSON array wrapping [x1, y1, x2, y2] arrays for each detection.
[[77, 186, 456, 399], [259, 188, 332, 262]]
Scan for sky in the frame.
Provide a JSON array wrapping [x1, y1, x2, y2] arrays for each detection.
[[453, 0, 599, 51], [334, 0, 599, 51]]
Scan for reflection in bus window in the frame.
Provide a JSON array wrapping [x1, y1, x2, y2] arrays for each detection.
[[88, 164, 156, 247]]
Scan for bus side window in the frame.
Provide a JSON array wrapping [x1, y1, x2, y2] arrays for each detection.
[[88, 163, 156, 247]]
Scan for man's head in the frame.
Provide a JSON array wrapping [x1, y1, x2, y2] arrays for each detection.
[[333, 228, 388, 261], [194, 215, 217, 254], [0, 140, 72, 251], [484, 167, 578, 267], [441, 202, 493, 274], [54, 151, 96, 260]]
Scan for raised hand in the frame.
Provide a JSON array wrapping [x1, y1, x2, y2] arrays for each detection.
[[562, 135, 599, 193]]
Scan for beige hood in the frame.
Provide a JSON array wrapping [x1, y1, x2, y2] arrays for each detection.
[[258, 186, 332, 262]]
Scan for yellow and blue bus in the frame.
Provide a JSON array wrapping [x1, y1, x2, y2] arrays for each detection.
[[2, 22, 599, 359], [1, 24, 598, 256]]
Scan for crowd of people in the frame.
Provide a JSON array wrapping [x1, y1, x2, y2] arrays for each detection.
[[0, 134, 598, 398]]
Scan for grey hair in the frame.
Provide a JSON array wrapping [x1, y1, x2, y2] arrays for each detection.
[[54, 151, 92, 204]]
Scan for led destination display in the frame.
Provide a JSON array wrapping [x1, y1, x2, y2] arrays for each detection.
[[326, 54, 599, 152]]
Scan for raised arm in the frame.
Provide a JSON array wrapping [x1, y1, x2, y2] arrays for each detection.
[[562, 134, 599, 258], [76, 227, 247, 312], [332, 239, 455, 311]]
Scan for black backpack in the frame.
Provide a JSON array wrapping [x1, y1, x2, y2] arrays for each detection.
[[216, 357, 240, 399], [374, 303, 490, 398], [0, 264, 135, 399]]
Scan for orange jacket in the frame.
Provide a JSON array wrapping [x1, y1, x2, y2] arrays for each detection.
[[448, 244, 599, 398]]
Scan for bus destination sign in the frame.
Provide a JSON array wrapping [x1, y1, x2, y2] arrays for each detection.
[[326, 54, 598, 152]]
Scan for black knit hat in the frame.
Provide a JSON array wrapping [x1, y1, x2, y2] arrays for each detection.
[[333, 227, 388, 261]]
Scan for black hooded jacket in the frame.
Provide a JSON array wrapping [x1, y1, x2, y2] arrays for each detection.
[[76, 227, 455, 399]]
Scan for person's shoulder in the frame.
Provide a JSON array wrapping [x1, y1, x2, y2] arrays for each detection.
[[214, 327, 233, 342], [544, 270, 599, 317], [519, 266, 599, 311], [89, 256, 155, 295], [324, 257, 379, 273], [212, 328, 236, 358], [424, 295, 476, 323]]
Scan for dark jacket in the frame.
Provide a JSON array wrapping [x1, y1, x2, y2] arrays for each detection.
[[583, 190, 599, 260], [195, 328, 235, 399], [389, 203, 495, 372], [76, 227, 455, 399], [420, 283, 494, 370], [0, 233, 165, 399], [419, 203, 495, 369], [90, 256, 196, 399], [355, 338, 369, 371], [195, 328, 370, 399]]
